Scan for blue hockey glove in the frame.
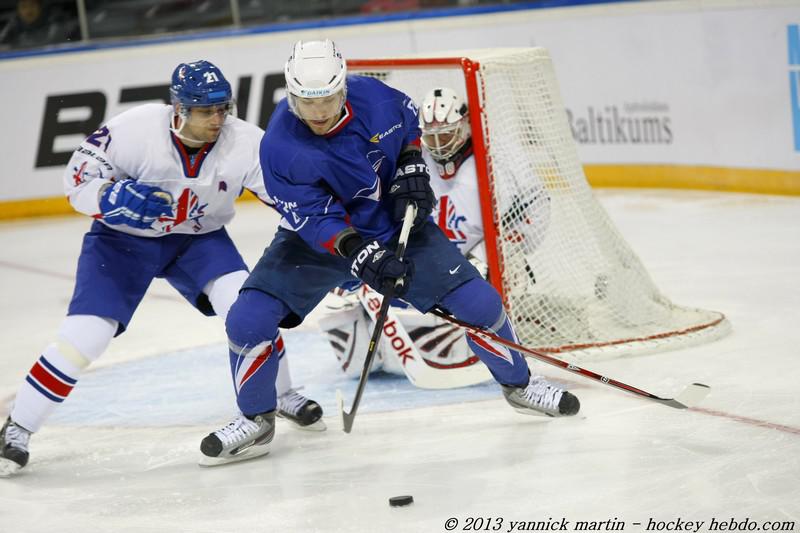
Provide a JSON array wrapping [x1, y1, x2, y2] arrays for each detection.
[[99, 179, 174, 229], [349, 239, 414, 297], [389, 150, 434, 231]]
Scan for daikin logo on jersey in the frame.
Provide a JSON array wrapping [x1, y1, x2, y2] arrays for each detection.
[[300, 88, 334, 97]]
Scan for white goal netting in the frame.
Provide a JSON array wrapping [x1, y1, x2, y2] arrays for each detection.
[[350, 48, 729, 360]]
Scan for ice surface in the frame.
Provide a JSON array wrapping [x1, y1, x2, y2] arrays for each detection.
[[1, 190, 798, 532]]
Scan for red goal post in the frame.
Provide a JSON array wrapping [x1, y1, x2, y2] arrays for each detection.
[[349, 49, 729, 359], [349, 56, 504, 295]]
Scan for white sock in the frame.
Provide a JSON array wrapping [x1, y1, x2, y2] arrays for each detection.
[[204, 270, 249, 321], [275, 334, 291, 396], [11, 315, 116, 432]]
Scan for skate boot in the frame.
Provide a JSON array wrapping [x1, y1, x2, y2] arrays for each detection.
[[502, 375, 580, 417], [0, 417, 31, 477], [277, 389, 326, 431], [199, 411, 275, 467]]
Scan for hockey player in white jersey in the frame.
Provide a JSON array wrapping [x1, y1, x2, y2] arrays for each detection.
[[0, 60, 323, 477], [320, 87, 551, 390], [422, 87, 550, 273]]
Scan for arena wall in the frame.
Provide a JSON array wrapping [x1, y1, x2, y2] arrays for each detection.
[[1, 0, 797, 218]]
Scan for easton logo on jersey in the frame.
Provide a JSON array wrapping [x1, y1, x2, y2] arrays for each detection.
[[437, 195, 467, 244], [369, 122, 402, 143]]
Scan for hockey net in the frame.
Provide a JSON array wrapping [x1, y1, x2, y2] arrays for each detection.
[[349, 48, 729, 360]]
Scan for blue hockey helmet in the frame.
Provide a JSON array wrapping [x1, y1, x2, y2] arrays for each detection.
[[169, 60, 233, 108]]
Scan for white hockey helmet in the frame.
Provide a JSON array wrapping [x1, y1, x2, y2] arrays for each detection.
[[284, 39, 347, 118], [420, 87, 471, 161]]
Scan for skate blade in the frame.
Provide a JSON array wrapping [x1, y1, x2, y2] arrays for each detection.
[[511, 405, 564, 418], [0, 457, 22, 477], [512, 406, 556, 418], [198, 443, 271, 467], [281, 417, 327, 432]]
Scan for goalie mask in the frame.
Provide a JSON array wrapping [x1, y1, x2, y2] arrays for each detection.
[[169, 60, 235, 144], [284, 39, 348, 134], [420, 87, 471, 163]]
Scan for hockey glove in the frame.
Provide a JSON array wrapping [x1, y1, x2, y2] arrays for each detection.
[[389, 149, 434, 231], [349, 239, 414, 297], [99, 179, 174, 229]]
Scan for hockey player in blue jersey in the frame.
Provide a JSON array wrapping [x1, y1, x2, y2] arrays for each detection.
[[319, 87, 552, 386], [199, 40, 580, 466], [0, 60, 325, 477]]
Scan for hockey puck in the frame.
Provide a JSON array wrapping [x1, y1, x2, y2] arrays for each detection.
[[389, 495, 414, 507]]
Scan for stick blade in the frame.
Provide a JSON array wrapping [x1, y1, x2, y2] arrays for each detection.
[[661, 383, 711, 409], [336, 389, 354, 433]]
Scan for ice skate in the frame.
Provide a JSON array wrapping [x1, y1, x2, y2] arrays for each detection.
[[0, 417, 31, 477], [502, 375, 580, 417], [199, 411, 275, 467], [277, 389, 326, 431]]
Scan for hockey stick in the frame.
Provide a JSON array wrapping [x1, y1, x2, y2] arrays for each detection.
[[353, 284, 491, 389], [337, 203, 417, 433], [429, 309, 710, 409]]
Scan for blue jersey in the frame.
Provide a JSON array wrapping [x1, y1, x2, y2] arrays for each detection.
[[260, 75, 420, 254]]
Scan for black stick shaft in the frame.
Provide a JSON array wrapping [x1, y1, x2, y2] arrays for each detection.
[[341, 203, 417, 432]]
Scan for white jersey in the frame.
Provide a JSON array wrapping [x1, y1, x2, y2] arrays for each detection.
[[425, 149, 551, 265], [64, 103, 271, 237], [424, 150, 485, 260]]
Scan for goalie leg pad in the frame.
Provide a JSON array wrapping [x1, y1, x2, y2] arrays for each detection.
[[380, 308, 477, 376], [318, 304, 379, 378]]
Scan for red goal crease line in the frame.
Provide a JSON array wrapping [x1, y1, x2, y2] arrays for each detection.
[[532, 314, 728, 354]]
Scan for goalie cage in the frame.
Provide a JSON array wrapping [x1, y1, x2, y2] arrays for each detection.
[[349, 48, 730, 361]]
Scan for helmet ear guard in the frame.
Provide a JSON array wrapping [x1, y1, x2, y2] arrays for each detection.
[[284, 39, 347, 119], [419, 87, 471, 162]]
